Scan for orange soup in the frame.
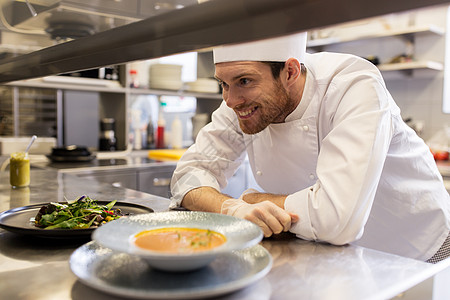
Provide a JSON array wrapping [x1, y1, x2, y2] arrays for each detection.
[[133, 227, 227, 253]]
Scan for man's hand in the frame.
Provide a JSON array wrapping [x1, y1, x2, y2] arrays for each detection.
[[221, 199, 299, 237], [182, 187, 298, 237]]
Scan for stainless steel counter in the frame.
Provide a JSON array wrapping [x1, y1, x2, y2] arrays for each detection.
[[27, 153, 177, 172], [1, 170, 450, 300], [1, 153, 179, 198]]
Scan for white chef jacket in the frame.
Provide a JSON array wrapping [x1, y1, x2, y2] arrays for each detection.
[[170, 52, 450, 261]]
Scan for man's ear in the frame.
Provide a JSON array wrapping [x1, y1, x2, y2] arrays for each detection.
[[284, 58, 301, 87]]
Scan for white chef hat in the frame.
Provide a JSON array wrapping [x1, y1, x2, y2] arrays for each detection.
[[213, 32, 307, 64]]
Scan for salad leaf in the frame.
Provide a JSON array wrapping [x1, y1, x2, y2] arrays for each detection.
[[34, 195, 123, 230]]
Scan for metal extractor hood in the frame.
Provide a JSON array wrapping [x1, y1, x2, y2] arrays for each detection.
[[1, 0, 198, 40], [0, 0, 449, 83]]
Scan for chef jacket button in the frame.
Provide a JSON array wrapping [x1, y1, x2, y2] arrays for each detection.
[[303, 125, 309, 131], [309, 174, 315, 180], [256, 170, 262, 176]]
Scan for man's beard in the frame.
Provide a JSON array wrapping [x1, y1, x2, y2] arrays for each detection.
[[238, 81, 293, 135]]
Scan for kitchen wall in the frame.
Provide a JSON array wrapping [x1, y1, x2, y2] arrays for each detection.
[[307, 5, 449, 142], [385, 6, 448, 142]]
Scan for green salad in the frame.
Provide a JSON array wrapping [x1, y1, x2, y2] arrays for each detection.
[[33, 195, 122, 229]]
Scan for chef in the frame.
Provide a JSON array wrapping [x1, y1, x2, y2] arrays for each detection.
[[170, 32, 450, 263]]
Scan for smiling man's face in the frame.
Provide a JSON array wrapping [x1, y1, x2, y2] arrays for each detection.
[[215, 61, 295, 134]]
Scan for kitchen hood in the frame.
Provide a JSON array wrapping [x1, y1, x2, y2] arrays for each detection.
[[0, 0, 198, 39], [0, 0, 449, 83]]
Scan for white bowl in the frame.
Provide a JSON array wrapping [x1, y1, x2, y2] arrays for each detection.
[[92, 211, 263, 272]]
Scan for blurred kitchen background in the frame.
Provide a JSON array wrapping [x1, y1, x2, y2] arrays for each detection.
[[0, 0, 220, 151], [0, 1, 449, 151], [1, 1, 450, 199]]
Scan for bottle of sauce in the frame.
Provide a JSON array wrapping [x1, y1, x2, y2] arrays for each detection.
[[171, 114, 183, 149], [156, 103, 166, 149], [129, 69, 139, 88], [146, 119, 155, 149], [10, 152, 30, 188]]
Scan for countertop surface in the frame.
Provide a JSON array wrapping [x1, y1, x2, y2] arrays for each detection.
[[23, 152, 178, 173], [1, 169, 450, 300]]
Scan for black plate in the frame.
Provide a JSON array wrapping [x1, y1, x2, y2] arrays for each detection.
[[0, 202, 154, 238], [46, 154, 96, 162]]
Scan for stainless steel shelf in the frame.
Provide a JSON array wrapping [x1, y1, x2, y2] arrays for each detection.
[[377, 61, 444, 72], [128, 87, 222, 100], [0, 0, 449, 83], [307, 24, 445, 48], [6, 76, 223, 99], [6, 76, 125, 93]]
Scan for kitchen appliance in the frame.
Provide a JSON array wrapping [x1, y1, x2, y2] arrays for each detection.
[[99, 118, 117, 151], [46, 145, 95, 162]]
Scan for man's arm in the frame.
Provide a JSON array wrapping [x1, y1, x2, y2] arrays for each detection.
[[182, 186, 231, 213], [182, 187, 287, 211], [241, 192, 287, 209], [182, 187, 298, 237]]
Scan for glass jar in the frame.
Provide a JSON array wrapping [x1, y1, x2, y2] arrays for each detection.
[[10, 152, 30, 188]]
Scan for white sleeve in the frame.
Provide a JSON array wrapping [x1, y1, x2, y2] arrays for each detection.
[[285, 69, 394, 245], [170, 102, 247, 208]]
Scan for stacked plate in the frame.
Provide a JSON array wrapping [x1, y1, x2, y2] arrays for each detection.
[[185, 78, 220, 93], [69, 211, 272, 299], [149, 64, 183, 90]]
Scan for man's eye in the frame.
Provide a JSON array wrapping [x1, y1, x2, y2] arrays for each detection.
[[239, 78, 250, 85], [219, 81, 228, 89]]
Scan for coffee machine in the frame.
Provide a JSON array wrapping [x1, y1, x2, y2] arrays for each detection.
[[99, 118, 117, 151]]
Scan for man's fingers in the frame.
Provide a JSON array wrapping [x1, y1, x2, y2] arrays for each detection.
[[289, 213, 299, 223], [246, 215, 274, 237], [261, 213, 285, 234], [264, 202, 294, 232], [233, 200, 298, 237], [250, 202, 291, 234]]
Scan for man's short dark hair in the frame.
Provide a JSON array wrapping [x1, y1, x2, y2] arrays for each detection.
[[263, 61, 306, 79], [263, 61, 286, 79]]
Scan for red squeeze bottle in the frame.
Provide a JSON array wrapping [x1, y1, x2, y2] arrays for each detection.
[[156, 110, 165, 149]]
